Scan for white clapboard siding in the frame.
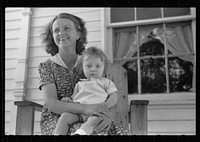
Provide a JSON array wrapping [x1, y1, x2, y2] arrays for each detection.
[[147, 102, 195, 135], [25, 8, 102, 134], [5, 8, 23, 135]]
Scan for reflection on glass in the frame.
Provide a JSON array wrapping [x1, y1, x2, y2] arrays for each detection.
[[136, 8, 162, 20], [141, 58, 166, 93], [139, 24, 164, 57], [123, 60, 138, 94], [111, 8, 134, 23], [168, 57, 193, 92], [164, 8, 190, 17]]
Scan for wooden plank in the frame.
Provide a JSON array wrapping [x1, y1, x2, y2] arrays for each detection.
[[5, 79, 15, 90], [31, 8, 99, 18], [5, 20, 22, 30], [148, 108, 195, 120], [130, 100, 149, 135], [5, 48, 19, 59], [107, 62, 129, 129], [14, 101, 43, 135], [117, 62, 129, 128], [15, 106, 35, 135], [6, 39, 20, 49], [5, 9, 23, 21], [5, 58, 17, 69], [5, 29, 21, 40], [148, 120, 195, 133]]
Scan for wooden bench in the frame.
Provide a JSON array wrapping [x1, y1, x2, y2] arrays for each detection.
[[14, 100, 148, 135]]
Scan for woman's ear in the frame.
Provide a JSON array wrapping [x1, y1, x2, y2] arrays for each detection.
[[77, 32, 80, 40]]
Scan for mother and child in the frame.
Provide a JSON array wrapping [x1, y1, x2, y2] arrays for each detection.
[[38, 12, 130, 135]]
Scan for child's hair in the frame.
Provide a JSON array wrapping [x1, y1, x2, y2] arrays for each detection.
[[80, 46, 110, 76]]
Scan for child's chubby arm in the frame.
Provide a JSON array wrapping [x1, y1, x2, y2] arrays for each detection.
[[102, 91, 118, 109]]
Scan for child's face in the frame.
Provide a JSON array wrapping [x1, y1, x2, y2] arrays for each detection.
[[82, 55, 105, 79]]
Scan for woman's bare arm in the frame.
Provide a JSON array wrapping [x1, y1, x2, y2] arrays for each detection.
[[42, 83, 86, 115], [42, 83, 108, 116]]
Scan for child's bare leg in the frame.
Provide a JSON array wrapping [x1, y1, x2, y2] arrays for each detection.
[[54, 112, 78, 135], [74, 116, 98, 135]]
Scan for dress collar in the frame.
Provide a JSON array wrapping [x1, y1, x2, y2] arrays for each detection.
[[50, 53, 81, 70]]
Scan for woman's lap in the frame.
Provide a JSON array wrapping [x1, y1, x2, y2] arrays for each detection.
[[41, 120, 130, 135], [68, 122, 130, 135]]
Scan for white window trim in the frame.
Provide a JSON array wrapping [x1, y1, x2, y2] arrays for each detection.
[[104, 8, 196, 103]]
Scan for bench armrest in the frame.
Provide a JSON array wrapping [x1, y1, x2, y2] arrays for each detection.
[[129, 100, 149, 135], [14, 101, 43, 135]]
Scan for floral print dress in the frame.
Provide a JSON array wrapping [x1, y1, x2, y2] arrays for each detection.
[[38, 55, 130, 135]]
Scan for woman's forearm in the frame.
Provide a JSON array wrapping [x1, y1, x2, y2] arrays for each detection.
[[46, 99, 86, 115]]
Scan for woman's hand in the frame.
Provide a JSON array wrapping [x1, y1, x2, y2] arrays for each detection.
[[84, 104, 113, 133], [92, 109, 112, 133]]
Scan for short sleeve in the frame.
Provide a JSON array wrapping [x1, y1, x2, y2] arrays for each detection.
[[38, 61, 55, 90], [105, 79, 118, 94], [71, 82, 79, 99]]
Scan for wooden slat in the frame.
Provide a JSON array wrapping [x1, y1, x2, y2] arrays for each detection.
[[130, 100, 149, 135], [14, 101, 43, 135], [15, 106, 35, 135]]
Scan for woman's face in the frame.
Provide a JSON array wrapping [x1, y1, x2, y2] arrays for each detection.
[[82, 55, 105, 80], [52, 18, 80, 52]]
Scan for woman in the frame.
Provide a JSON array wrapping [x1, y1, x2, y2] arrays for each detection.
[[38, 13, 129, 135]]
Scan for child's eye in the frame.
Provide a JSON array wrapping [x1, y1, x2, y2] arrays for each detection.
[[86, 65, 91, 68]]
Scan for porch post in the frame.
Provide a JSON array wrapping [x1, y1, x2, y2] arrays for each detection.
[[13, 8, 32, 101], [9, 8, 32, 135]]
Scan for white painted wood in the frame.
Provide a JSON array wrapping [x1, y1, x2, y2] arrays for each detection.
[[191, 8, 196, 92], [13, 8, 32, 101], [5, 79, 16, 90], [31, 8, 99, 18], [5, 68, 16, 79], [128, 93, 195, 104], [5, 90, 15, 101], [107, 15, 196, 28], [5, 48, 19, 59], [5, 29, 22, 39], [5, 9, 23, 21], [5, 58, 17, 69], [148, 120, 195, 133], [5, 39, 20, 49], [148, 108, 195, 120], [5, 20, 22, 30]]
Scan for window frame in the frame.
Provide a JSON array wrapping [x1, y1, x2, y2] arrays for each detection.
[[104, 8, 196, 102]]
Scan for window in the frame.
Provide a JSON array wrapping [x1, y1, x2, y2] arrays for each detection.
[[109, 8, 195, 95]]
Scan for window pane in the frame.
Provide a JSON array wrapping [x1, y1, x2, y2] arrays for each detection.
[[166, 21, 194, 60], [111, 8, 134, 23], [138, 24, 164, 57], [123, 60, 138, 94], [168, 56, 193, 92], [164, 8, 190, 17], [114, 27, 137, 59], [136, 8, 161, 20], [141, 58, 166, 93]]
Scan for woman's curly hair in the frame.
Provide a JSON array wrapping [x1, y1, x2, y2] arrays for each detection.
[[40, 13, 87, 56]]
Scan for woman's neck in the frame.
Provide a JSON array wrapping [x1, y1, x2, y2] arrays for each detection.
[[59, 51, 77, 70]]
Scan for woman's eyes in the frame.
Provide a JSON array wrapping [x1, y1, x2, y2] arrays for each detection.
[[53, 27, 71, 33]]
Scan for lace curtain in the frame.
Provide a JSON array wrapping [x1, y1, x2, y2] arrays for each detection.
[[114, 22, 194, 63]]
